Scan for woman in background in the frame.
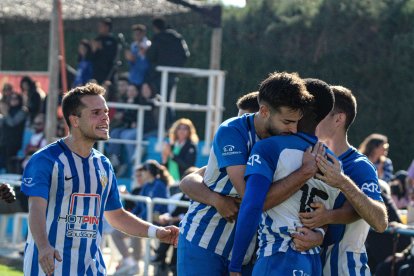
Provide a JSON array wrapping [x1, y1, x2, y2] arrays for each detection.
[[359, 133, 394, 182], [162, 118, 198, 182]]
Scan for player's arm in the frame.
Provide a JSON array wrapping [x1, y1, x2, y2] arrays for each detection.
[[263, 143, 324, 210], [28, 197, 62, 275], [179, 166, 240, 222], [316, 153, 388, 232], [105, 208, 179, 246], [229, 174, 271, 274]]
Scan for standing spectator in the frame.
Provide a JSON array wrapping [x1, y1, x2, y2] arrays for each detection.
[[21, 113, 47, 169], [162, 118, 198, 182], [20, 76, 44, 123], [73, 39, 93, 87], [91, 18, 118, 84], [0, 93, 28, 172], [143, 17, 190, 125], [125, 24, 151, 88], [359, 133, 394, 182]]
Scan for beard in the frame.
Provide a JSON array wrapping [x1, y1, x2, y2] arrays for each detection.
[[81, 128, 109, 142]]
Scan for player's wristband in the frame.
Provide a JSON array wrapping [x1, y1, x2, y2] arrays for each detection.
[[148, 225, 160, 239], [314, 227, 326, 237]]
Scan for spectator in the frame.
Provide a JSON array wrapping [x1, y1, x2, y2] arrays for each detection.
[[20, 76, 44, 123], [107, 84, 141, 176], [143, 17, 190, 126], [162, 118, 198, 182], [114, 160, 173, 274], [390, 170, 410, 209], [407, 160, 414, 187], [116, 76, 129, 102], [21, 113, 47, 169], [0, 93, 28, 172], [375, 222, 414, 276], [91, 18, 118, 84], [0, 83, 14, 110], [125, 24, 151, 88], [73, 39, 93, 87], [359, 133, 394, 182], [132, 160, 173, 221], [111, 165, 146, 275]]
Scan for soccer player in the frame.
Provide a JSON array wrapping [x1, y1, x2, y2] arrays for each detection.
[[299, 85, 388, 275], [0, 182, 16, 203], [229, 78, 338, 275], [177, 72, 314, 275], [21, 83, 179, 276], [236, 91, 260, 116]]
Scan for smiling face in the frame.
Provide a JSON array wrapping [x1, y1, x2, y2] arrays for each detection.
[[73, 95, 110, 142]]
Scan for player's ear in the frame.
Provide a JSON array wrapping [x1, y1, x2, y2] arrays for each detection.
[[259, 104, 270, 119], [69, 114, 80, 128]]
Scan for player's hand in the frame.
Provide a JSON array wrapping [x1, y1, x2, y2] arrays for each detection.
[[212, 194, 240, 223], [315, 153, 344, 188], [299, 202, 329, 229], [38, 244, 62, 276], [291, 227, 323, 252], [156, 225, 179, 247], [0, 183, 16, 203], [300, 142, 324, 178], [230, 272, 242, 276]]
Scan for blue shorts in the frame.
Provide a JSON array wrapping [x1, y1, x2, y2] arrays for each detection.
[[253, 247, 322, 276], [177, 233, 253, 276]]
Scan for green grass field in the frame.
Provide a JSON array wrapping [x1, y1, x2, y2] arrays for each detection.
[[0, 264, 23, 276]]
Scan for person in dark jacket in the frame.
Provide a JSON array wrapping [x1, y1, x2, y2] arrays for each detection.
[[91, 18, 118, 84], [20, 76, 43, 123], [162, 118, 198, 182], [0, 93, 28, 172]]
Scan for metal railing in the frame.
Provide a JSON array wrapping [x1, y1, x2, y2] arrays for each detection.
[[155, 66, 225, 155]]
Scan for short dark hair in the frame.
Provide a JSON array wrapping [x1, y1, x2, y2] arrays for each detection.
[[304, 78, 334, 123], [152, 17, 166, 30], [62, 83, 106, 128], [258, 72, 312, 114], [331, 85, 357, 130], [100, 18, 112, 31], [236, 91, 259, 113], [132, 24, 146, 32]]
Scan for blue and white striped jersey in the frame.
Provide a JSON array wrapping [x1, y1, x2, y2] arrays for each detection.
[[180, 113, 257, 263], [21, 139, 122, 276], [244, 132, 340, 258], [322, 147, 383, 276]]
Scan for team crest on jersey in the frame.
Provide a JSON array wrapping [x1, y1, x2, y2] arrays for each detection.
[[23, 177, 34, 187], [98, 170, 108, 188]]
